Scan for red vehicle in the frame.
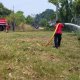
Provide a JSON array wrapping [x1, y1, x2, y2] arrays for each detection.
[[0, 18, 10, 31]]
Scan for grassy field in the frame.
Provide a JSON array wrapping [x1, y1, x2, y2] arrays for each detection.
[[0, 31, 80, 80]]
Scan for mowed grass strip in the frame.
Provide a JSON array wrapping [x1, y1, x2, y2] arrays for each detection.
[[0, 31, 80, 80]]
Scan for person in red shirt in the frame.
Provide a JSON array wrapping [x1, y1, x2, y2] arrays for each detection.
[[6, 23, 10, 33], [54, 20, 64, 48]]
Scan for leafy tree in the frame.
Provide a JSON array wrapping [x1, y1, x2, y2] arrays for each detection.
[[6, 11, 26, 31], [25, 15, 34, 24], [59, 0, 73, 22], [48, 0, 61, 5], [7, 11, 25, 25], [39, 18, 48, 27], [48, 0, 61, 20], [48, 0, 76, 23], [35, 9, 55, 25], [14, 11, 26, 26], [75, 0, 80, 15], [0, 3, 12, 18]]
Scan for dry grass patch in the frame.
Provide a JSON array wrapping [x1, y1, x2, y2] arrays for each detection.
[[40, 53, 60, 63]]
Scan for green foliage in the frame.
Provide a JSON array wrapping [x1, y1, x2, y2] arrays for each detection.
[[59, 0, 73, 22], [34, 9, 55, 29], [35, 9, 55, 23], [45, 24, 53, 31], [6, 13, 14, 23], [76, 29, 80, 40], [75, 0, 80, 15], [48, 0, 60, 5], [7, 11, 26, 26], [14, 11, 26, 26], [0, 3, 25, 27], [39, 19, 48, 27], [0, 3, 12, 18], [25, 15, 34, 24], [48, 0, 80, 23]]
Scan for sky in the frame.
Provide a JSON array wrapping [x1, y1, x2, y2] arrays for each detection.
[[0, 0, 56, 16]]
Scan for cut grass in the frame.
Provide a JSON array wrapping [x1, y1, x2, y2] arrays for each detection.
[[0, 31, 80, 80]]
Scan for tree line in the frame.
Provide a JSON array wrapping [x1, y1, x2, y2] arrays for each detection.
[[0, 0, 80, 31], [49, 0, 80, 23]]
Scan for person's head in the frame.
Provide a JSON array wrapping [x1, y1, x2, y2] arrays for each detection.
[[56, 19, 60, 23]]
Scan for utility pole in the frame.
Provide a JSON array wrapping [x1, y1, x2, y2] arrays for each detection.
[[12, 5, 15, 31], [55, 4, 58, 21]]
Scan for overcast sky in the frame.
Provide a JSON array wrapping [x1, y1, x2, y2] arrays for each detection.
[[0, 0, 56, 16]]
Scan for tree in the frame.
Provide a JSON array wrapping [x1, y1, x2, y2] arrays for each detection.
[[0, 3, 12, 18], [25, 15, 34, 24], [35, 9, 55, 25], [48, 0, 76, 23], [48, 0, 61, 20], [6, 11, 26, 31], [72, 0, 80, 25], [39, 18, 48, 27], [59, 0, 73, 22], [14, 11, 26, 26], [75, 0, 80, 15]]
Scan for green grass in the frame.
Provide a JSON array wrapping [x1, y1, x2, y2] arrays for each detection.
[[76, 29, 80, 40], [0, 31, 80, 80]]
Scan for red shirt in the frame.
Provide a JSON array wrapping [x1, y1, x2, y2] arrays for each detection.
[[6, 25, 10, 30], [55, 23, 64, 34]]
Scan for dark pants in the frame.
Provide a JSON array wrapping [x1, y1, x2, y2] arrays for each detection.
[[54, 33, 62, 48]]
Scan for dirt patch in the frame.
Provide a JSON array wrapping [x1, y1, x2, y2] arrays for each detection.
[[40, 53, 60, 63]]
